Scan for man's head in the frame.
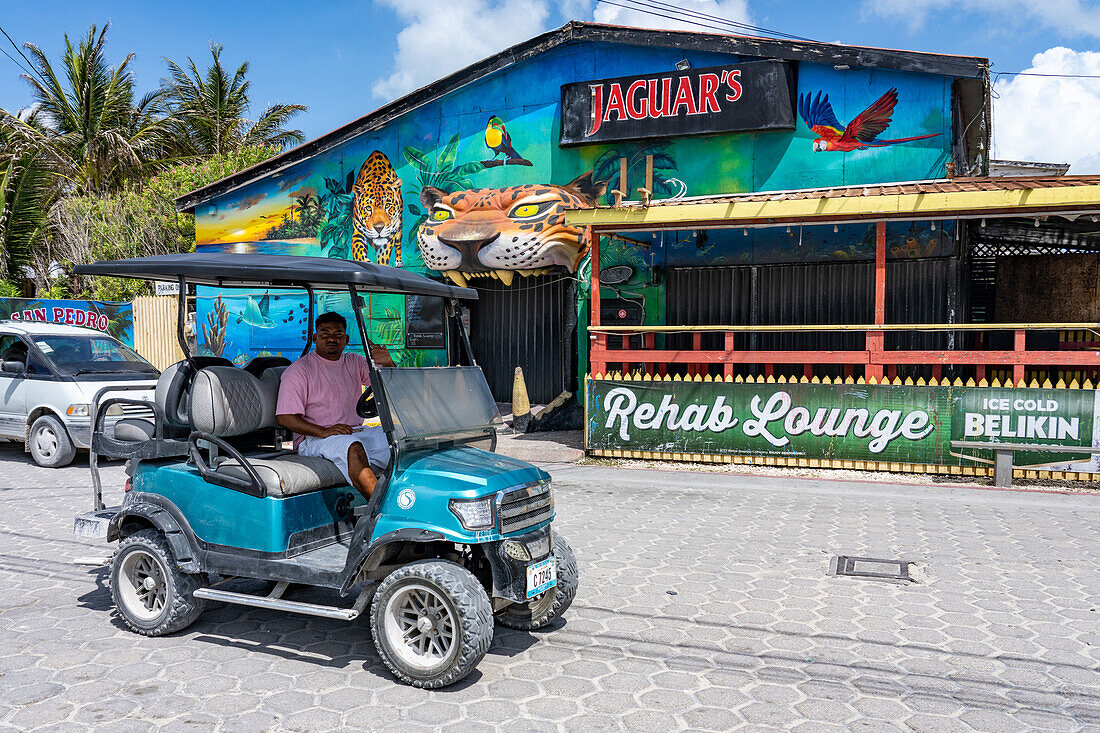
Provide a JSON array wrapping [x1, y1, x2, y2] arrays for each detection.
[[313, 312, 349, 360]]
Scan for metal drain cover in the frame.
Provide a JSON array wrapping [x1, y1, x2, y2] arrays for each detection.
[[831, 555, 910, 581]]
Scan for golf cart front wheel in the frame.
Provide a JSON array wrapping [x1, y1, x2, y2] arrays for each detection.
[[110, 529, 206, 636], [370, 560, 493, 688], [495, 533, 579, 630]]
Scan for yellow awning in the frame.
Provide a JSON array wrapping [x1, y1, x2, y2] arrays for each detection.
[[566, 177, 1100, 231]]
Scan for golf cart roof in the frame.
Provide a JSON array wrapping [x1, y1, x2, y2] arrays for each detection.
[[73, 253, 477, 299]]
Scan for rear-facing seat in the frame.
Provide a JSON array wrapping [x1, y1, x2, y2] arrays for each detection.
[[188, 366, 349, 497], [113, 356, 234, 443]]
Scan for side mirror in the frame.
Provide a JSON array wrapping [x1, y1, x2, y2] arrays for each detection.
[[1, 360, 24, 374]]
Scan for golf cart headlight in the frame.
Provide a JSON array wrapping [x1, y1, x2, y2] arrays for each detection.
[[449, 497, 495, 531], [66, 403, 90, 417], [503, 540, 531, 562]]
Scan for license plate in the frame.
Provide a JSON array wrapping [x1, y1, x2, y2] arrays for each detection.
[[526, 557, 557, 598]]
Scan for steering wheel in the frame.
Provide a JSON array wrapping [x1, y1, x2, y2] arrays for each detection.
[[356, 387, 378, 419]]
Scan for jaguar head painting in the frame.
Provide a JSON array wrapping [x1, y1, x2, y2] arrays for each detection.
[[416, 171, 607, 286]]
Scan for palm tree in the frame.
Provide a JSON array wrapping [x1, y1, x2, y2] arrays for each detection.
[[161, 43, 306, 157], [16, 23, 169, 193], [0, 109, 62, 286]]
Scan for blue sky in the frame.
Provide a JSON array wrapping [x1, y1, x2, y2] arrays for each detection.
[[3, 0, 1099, 170]]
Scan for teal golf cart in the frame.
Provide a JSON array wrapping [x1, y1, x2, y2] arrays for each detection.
[[73, 254, 577, 688]]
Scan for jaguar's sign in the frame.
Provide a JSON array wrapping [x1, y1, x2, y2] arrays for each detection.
[[559, 60, 796, 146]]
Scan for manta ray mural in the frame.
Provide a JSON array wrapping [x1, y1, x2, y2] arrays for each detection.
[[235, 293, 275, 329]]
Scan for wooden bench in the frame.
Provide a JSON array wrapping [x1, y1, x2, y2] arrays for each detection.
[[951, 440, 1100, 487]]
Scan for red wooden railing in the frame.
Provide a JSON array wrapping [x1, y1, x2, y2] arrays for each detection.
[[589, 323, 1100, 384]]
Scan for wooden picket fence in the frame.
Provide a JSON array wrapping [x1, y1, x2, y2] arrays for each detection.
[[133, 296, 184, 370]]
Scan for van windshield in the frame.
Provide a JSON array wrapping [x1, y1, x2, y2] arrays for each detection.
[[33, 335, 158, 376], [378, 366, 501, 443]]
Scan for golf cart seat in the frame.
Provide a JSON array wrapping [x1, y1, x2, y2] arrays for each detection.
[[243, 355, 291, 378], [113, 356, 233, 443], [188, 366, 348, 497]]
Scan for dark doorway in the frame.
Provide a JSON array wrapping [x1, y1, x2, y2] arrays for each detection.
[[467, 275, 572, 404]]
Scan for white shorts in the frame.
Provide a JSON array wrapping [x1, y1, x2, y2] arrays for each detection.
[[298, 426, 391, 485]]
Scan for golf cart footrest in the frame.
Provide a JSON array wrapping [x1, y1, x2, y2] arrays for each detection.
[[192, 587, 362, 621], [74, 507, 121, 538]]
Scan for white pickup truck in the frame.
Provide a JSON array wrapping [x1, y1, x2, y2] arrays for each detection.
[[0, 322, 157, 467]]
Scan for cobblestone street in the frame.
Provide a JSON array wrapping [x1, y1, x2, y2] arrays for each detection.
[[1, 442, 1099, 731]]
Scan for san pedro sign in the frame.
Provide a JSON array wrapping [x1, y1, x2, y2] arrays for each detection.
[[559, 60, 796, 146], [586, 379, 1100, 473]]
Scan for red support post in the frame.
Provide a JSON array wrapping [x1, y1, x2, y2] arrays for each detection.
[[588, 227, 604, 375], [692, 332, 703, 377], [723, 332, 734, 378], [1013, 329, 1026, 384], [866, 221, 887, 380]]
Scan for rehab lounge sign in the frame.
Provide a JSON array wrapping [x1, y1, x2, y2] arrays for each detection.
[[586, 379, 1100, 473], [559, 60, 796, 145]]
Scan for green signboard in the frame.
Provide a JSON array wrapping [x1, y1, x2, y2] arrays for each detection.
[[586, 379, 1100, 473]]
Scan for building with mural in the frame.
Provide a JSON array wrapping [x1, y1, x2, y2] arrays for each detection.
[[176, 22, 1100, 480]]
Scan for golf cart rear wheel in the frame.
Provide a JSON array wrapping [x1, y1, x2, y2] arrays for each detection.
[[28, 414, 75, 468], [370, 560, 493, 688], [495, 533, 578, 631], [110, 529, 206, 636]]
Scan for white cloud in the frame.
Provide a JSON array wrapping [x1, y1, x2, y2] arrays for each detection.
[[590, 0, 752, 33], [993, 47, 1100, 173], [862, 0, 1100, 39], [372, 0, 552, 100]]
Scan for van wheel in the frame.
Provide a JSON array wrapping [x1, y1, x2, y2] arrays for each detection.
[[496, 534, 578, 630], [370, 560, 493, 688], [110, 529, 206, 636], [28, 414, 76, 467]]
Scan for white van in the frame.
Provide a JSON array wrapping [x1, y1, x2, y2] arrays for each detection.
[[0, 322, 157, 467]]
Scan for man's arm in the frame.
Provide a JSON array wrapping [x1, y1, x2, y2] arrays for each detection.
[[276, 413, 355, 437], [368, 340, 395, 368]]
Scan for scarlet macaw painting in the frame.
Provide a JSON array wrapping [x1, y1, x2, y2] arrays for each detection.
[[797, 88, 940, 152]]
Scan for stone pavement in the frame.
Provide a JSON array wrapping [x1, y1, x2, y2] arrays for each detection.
[[1, 442, 1099, 731]]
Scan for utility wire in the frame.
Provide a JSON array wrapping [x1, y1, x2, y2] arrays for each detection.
[[614, 0, 818, 42], [594, 0, 816, 42], [995, 70, 1100, 80], [0, 23, 42, 83]]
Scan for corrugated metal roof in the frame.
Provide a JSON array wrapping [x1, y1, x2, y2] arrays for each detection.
[[642, 175, 1100, 208]]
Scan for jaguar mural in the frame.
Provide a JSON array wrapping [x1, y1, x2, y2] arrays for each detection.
[[351, 150, 403, 266], [416, 173, 608, 287]]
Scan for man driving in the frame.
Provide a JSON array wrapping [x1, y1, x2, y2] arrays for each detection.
[[276, 312, 394, 499]]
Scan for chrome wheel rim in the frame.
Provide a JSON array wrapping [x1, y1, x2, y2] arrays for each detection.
[[117, 549, 167, 622], [383, 582, 457, 672], [524, 585, 556, 617], [34, 425, 58, 458]]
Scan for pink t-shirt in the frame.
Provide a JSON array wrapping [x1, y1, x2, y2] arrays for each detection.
[[276, 351, 372, 448]]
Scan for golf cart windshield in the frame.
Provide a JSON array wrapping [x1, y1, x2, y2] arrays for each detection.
[[379, 366, 501, 444]]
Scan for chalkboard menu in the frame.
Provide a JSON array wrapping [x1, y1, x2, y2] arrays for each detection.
[[405, 295, 445, 349]]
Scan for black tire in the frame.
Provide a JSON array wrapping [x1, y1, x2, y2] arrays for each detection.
[[496, 533, 578, 631], [28, 414, 76, 468], [370, 560, 493, 688], [110, 529, 206, 636]]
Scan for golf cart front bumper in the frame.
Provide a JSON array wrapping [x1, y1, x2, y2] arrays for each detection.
[[483, 524, 553, 603]]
